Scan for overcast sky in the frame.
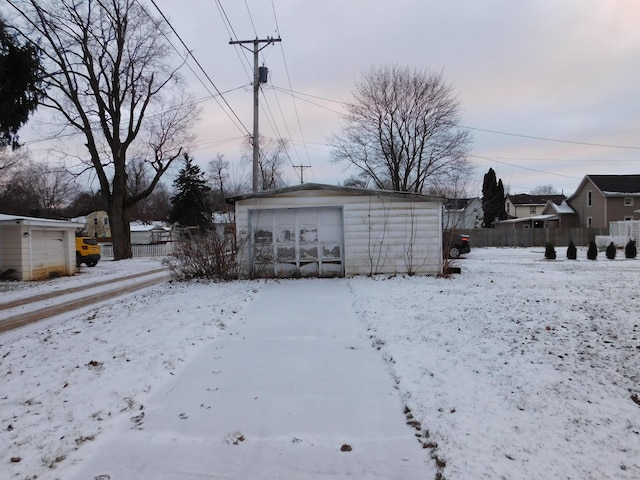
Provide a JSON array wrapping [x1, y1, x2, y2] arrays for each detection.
[[22, 0, 640, 196]]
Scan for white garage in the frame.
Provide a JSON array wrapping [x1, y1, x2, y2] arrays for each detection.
[[0, 214, 83, 281], [227, 183, 444, 278]]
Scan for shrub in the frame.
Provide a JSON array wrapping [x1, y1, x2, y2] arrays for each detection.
[[566, 241, 577, 260], [587, 240, 598, 260], [544, 242, 556, 260], [605, 242, 616, 260], [162, 231, 236, 281], [625, 239, 637, 259]]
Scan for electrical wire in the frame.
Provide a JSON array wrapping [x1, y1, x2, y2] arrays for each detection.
[[145, 0, 251, 137]]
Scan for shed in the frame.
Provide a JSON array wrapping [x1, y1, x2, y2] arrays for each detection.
[[226, 183, 444, 278], [130, 222, 171, 244], [0, 213, 83, 281]]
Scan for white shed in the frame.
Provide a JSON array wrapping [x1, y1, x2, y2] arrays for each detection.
[[227, 183, 444, 278], [0, 213, 83, 281]]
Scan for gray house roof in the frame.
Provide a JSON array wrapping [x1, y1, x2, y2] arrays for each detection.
[[587, 175, 640, 195], [226, 183, 445, 204], [506, 194, 566, 206]]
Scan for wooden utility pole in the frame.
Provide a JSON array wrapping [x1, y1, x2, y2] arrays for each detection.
[[229, 37, 281, 192], [293, 164, 311, 184]]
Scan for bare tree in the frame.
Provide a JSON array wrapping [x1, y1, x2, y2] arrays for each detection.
[[0, 159, 76, 215], [243, 137, 288, 191], [6, 0, 198, 259], [332, 65, 472, 193], [530, 184, 559, 195]]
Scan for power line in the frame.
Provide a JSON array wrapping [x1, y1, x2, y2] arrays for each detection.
[[145, 0, 250, 137], [465, 126, 640, 150]]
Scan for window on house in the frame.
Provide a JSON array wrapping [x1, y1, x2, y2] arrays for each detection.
[[506, 204, 510, 214], [587, 191, 592, 207], [624, 197, 633, 206], [104, 218, 109, 225], [625, 216, 633, 221], [530, 207, 536, 214], [587, 217, 592, 228]]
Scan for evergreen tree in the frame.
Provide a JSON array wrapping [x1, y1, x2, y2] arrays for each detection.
[[0, 18, 43, 149], [605, 242, 616, 260], [566, 240, 577, 260], [587, 240, 598, 260], [544, 242, 556, 260], [481, 168, 507, 227], [169, 154, 212, 233], [625, 239, 637, 259]]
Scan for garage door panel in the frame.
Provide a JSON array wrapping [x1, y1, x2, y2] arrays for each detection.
[[250, 207, 343, 278]]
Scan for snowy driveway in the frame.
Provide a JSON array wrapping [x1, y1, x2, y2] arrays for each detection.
[[63, 280, 435, 479]]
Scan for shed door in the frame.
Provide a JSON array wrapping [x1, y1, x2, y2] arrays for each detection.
[[250, 207, 343, 278], [31, 229, 67, 279]]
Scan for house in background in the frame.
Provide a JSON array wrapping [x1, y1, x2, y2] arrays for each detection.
[[505, 194, 567, 219], [227, 183, 444, 278], [443, 197, 482, 229], [567, 175, 640, 228], [497, 200, 578, 230], [0, 213, 83, 281], [86, 210, 111, 238]]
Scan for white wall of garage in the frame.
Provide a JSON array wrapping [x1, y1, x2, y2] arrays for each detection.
[[231, 185, 444, 278], [0, 214, 82, 281]]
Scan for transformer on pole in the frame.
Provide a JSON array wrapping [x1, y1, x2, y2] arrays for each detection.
[[229, 37, 281, 192]]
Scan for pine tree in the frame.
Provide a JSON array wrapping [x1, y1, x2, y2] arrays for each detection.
[[587, 240, 598, 260], [625, 239, 637, 259], [0, 18, 43, 149], [544, 242, 556, 260], [481, 168, 507, 228], [566, 240, 577, 260], [605, 242, 616, 260], [169, 154, 212, 233]]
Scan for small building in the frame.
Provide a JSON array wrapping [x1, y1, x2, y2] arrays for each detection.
[[443, 197, 483, 229], [227, 183, 444, 278], [0, 213, 83, 281], [130, 222, 172, 244], [505, 194, 567, 219], [567, 175, 640, 228]]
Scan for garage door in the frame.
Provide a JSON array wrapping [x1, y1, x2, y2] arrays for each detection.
[[250, 207, 343, 278], [31, 230, 67, 279]]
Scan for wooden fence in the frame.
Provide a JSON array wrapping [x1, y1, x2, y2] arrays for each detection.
[[457, 228, 609, 248]]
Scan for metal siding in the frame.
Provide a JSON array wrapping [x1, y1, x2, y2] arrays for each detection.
[[234, 191, 442, 277]]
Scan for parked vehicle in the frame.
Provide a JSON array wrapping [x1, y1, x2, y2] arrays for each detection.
[[75, 237, 101, 267], [444, 231, 470, 259]]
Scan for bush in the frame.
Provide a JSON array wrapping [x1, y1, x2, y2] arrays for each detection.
[[625, 239, 637, 259], [587, 240, 598, 260], [566, 240, 577, 260], [162, 231, 236, 281], [544, 242, 556, 260], [605, 242, 616, 260]]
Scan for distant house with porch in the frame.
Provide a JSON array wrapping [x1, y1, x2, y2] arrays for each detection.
[[496, 200, 578, 229], [567, 174, 640, 228], [505, 194, 567, 219]]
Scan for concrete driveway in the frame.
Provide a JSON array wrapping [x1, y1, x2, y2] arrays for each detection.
[[63, 279, 435, 479]]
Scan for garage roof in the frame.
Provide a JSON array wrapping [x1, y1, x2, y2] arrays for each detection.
[[0, 213, 84, 228], [226, 183, 445, 204]]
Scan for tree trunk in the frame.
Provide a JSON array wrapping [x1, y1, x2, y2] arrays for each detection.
[[109, 180, 132, 260]]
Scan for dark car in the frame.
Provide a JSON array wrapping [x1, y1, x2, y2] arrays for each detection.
[[444, 231, 470, 259]]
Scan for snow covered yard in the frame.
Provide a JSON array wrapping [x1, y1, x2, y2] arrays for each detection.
[[351, 247, 640, 479], [1, 248, 639, 479]]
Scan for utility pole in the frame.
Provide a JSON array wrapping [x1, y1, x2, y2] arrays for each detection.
[[293, 164, 311, 184], [229, 36, 281, 192]]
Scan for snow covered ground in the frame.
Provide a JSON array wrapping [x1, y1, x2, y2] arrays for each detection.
[[1, 248, 639, 479]]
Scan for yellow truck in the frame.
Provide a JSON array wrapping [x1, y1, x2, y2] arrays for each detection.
[[75, 237, 101, 267]]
